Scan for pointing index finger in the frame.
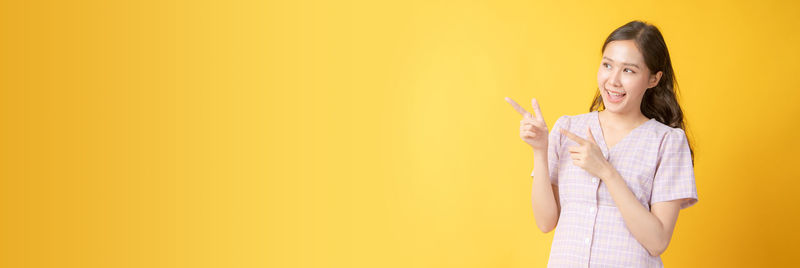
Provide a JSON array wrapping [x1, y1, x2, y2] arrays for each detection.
[[531, 98, 544, 120], [504, 97, 531, 117], [559, 127, 587, 145]]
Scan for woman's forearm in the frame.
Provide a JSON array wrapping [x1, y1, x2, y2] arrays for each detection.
[[531, 149, 559, 233], [600, 167, 668, 256]]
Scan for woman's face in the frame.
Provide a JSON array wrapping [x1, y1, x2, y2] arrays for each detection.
[[596, 40, 662, 115]]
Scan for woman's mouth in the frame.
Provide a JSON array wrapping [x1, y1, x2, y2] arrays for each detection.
[[605, 88, 626, 103]]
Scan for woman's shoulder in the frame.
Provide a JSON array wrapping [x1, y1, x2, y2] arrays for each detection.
[[551, 111, 596, 127], [644, 118, 687, 142]]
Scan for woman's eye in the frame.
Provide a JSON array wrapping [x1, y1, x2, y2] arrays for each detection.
[[624, 68, 634, 73], [603, 63, 610, 68]]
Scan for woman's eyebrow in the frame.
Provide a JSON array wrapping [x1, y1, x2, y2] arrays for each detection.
[[603, 57, 640, 69]]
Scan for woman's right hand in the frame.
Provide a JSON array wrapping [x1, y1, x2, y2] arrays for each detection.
[[505, 97, 549, 152]]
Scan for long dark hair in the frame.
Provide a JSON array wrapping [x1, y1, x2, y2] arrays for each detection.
[[589, 20, 694, 165]]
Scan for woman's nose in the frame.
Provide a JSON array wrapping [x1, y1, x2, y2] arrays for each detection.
[[608, 69, 622, 86]]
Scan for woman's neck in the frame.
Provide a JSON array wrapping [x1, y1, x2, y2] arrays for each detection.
[[598, 109, 649, 130]]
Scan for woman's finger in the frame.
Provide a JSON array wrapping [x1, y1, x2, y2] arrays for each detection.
[[560, 127, 587, 145], [521, 127, 534, 134], [522, 123, 535, 130], [520, 117, 537, 125], [531, 98, 545, 120], [520, 125, 530, 131], [505, 97, 532, 117], [586, 125, 598, 145]]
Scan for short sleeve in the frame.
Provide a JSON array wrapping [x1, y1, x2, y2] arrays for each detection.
[[651, 128, 698, 209], [532, 115, 569, 185]]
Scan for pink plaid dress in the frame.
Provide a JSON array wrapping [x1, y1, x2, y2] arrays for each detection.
[[533, 110, 698, 267]]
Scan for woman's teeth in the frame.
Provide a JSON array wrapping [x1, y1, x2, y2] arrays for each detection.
[[606, 89, 626, 103]]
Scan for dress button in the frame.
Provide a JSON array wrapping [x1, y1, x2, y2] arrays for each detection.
[[591, 177, 598, 184], [584, 238, 591, 245]]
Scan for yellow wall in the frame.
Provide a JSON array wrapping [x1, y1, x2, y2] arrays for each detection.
[[4, 0, 800, 267]]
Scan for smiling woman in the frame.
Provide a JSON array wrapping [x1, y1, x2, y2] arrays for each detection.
[[506, 20, 698, 267], [592, 21, 694, 163]]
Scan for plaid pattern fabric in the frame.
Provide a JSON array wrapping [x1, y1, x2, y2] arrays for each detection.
[[533, 111, 698, 267]]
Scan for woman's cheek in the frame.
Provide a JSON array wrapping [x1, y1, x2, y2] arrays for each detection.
[[597, 71, 607, 86], [621, 76, 639, 89]]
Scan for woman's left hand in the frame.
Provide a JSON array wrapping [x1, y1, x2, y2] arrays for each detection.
[[560, 126, 613, 180]]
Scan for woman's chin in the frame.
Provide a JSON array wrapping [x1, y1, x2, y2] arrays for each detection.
[[602, 101, 626, 113]]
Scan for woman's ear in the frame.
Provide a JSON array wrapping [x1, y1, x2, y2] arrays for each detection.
[[648, 71, 663, 88]]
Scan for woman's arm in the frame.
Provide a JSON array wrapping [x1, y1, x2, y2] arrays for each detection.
[[505, 97, 561, 233], [600, 167, 685, 256], [532, 149, 560, 233]]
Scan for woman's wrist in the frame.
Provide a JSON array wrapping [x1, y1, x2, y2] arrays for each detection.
[[533, 143, 548, 155], [599, 163, 620, 182]]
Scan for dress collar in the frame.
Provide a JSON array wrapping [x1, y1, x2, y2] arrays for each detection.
[[590, 110, 655, 159]]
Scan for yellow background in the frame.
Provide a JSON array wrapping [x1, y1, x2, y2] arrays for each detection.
[[4, 0, 800, 267]]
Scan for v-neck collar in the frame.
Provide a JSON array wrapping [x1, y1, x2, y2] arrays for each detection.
[[590, 110, 655, 159]]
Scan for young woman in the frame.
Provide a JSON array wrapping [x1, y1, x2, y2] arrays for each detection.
[[505, 20, 698, 267]]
